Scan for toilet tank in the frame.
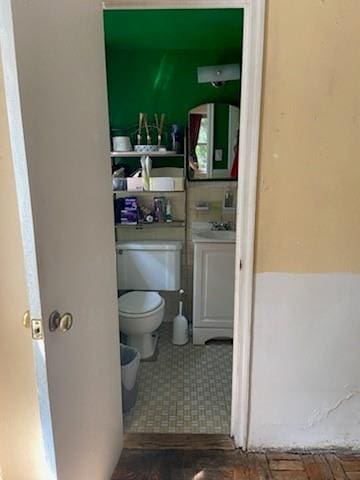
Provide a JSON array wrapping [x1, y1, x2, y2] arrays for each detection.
[[116, 241, 182, 291]]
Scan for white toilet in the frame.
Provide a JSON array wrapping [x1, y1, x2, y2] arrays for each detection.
[[116, 241, 182, 359]]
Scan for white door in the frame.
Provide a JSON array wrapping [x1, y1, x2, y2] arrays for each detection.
[[0, 1, 123, 479]]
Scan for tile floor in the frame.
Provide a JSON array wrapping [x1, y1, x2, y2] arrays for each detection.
[[123, 322, 233, 434]]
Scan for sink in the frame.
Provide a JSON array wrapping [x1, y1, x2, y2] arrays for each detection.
[[193, 230, 236, 243]]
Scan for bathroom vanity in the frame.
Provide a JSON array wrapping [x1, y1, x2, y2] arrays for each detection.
[[192, 227, 236, 344]]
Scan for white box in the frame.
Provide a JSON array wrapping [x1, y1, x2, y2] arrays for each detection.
[[149, 177, 174, 191], [173, 177, 184, 191], [127, 177, 143, 191]]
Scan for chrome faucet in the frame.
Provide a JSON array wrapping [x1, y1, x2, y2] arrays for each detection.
[[209, 221, 234, 231]]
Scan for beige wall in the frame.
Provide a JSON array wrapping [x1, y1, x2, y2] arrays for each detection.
[[255, 0, 360, 273], [0, 58, 46, 479]]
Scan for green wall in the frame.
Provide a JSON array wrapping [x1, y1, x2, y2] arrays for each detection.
[[103, 9, 243, 173]]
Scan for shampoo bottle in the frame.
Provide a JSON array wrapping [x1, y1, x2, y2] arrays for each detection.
[[165, 199, 173, 223]]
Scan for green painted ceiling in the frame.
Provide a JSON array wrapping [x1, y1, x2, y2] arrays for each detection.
[[103, 9, 243, 51]]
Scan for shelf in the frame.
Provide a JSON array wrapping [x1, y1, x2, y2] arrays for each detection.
[[113, 190, 185, 195], [111, 151, 184, 158], [115, 221, 185, 229]]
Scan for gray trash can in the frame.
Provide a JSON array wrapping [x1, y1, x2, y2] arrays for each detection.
[[120, 343, 140, 413]]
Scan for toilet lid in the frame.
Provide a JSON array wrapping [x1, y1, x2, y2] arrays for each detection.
[[118, 291, 162, 315]]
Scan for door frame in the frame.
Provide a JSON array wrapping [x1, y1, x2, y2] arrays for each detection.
[[103, 0, 265, 449]]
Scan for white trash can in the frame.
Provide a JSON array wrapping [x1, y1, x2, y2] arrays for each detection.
[[120, 343, 140, 413]]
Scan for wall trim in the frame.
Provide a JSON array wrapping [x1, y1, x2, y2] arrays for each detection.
[[231, 0, 265, 449], [102, 0, 265, 450], [104, 0, 251, 9]]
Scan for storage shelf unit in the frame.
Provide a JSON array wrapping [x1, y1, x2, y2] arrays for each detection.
[[111, 151, 184, 158], [115, 221, 185, 229], [112, 190, 185, 195]]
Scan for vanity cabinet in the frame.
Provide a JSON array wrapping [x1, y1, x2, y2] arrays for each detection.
[[192, 242, 235, 344]]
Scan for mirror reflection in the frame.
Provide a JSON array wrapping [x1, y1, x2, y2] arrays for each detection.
[[188, 103, 240, 180]]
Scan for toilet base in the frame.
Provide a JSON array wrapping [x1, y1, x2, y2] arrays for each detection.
[[127, 331, 159, 359]]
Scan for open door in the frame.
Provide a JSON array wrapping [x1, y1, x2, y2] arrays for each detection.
[[0, 1, 122, 479]]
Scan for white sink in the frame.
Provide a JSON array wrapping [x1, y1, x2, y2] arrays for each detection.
[[192, 230, 236, 243]]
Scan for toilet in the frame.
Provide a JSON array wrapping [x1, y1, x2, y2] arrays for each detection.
[[116, 241, 182, 359]]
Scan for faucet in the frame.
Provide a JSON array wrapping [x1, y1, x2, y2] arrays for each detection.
[[209, 221, 234, 231]]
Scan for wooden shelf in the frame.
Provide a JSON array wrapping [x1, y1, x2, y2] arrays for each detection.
[[111, 151, 184, 158], [115, 221, 185, 229], [113, 190, 185, 195]]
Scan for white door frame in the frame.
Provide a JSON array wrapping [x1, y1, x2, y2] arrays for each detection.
[[103, 0, 265, 449]]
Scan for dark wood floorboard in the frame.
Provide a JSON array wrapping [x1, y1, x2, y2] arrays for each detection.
[[112, 438, 360, 480]]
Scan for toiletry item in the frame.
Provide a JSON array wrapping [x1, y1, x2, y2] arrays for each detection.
[[153, 196, 166, 222], [112, 136, 132, 152], [120, 209, 138, 225], [224, 190, 235, 209], [137, 112, 144, 145], [154, 113, 165, 146], [143, 113, 151, 145], [165, 200, 173, 223], [172, 290, 189, 345], [145, 214, 154, 223], [141, 155, 152, 191], [120, 197, 139, 225], [112, 177, 127, 191], [171, 124, 183, 154], [112, 167, 127, 191], [114, 197, 124, 224]]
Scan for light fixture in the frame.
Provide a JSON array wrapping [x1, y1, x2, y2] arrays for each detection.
[[197, 63, 240, 88]]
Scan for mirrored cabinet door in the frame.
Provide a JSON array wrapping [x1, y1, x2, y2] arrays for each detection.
[[188, 102, 240, 180]]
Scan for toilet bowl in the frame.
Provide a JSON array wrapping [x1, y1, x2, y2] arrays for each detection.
[[118, 291, 165, 359]]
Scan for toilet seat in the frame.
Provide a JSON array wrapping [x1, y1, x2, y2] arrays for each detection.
[[118, 291, 163, 315]]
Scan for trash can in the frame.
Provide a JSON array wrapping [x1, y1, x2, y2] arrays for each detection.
[[120, 343, 140, 413]]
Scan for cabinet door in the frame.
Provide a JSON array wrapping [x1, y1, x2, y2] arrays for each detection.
[[193, 243, 236, 329]]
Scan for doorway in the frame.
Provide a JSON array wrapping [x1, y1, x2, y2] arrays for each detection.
[[103, 0, 265, 444], [105, 7, 241, 435]]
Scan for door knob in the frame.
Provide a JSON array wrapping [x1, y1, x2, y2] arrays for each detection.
[[49, 310, 73, 332], [59, 313, 73, 332], [23, 310, 31, 328]]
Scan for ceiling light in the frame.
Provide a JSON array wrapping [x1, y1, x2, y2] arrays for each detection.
[[197, 63, 240, 88]]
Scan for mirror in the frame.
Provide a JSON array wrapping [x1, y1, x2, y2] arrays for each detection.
[[187, 103, 240, 180]]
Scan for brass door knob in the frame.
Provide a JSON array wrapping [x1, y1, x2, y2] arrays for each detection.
[[49, 310, 73, 332], [59, 313, 73, 332], [23, 310, 31, 328]]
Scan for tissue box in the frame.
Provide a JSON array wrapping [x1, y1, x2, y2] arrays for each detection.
[[127, 177, 143, 191]]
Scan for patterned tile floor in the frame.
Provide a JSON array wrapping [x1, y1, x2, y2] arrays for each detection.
[[123, 322, 233, 434]]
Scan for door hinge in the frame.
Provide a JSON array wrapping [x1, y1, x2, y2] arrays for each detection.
[[240, 259, 243, 270]]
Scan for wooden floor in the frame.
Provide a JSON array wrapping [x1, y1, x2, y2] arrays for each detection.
[[112, 435, 360, 480]]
